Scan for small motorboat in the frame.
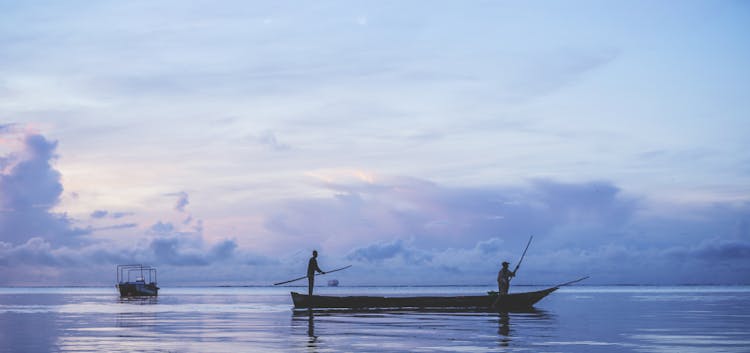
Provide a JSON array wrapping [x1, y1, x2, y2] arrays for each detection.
[[116, 264, 159, 297]]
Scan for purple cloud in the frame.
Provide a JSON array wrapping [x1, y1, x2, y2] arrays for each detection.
[[90, 210, 108, 219], [90, 210, 133, 219], [150, 237, 210, 266], [263, 176, 749, 285], [92, 223, 138, 231], [0, 133, 89, 246], [347, 239, 433, 265], [172, 191, 190, 212], [1, 131, 748, 285], [0, 123, 17, 133], [264, 176, 636, 251], [150, 221, 175, 234]]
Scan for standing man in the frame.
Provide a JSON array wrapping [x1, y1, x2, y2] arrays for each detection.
[[497, 261, 516, 295], [307, 250, 326, 296]]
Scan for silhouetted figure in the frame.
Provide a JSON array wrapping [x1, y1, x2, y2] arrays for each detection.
[[497, 261, 516, 295], [307, 250, 326, 296]]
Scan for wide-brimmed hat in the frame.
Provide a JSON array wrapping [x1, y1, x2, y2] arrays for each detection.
[[502, 261, 509, 266]]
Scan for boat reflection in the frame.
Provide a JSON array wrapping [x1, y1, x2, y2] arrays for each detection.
[[292, 307, 553, 351], [496, 308, 552, 347], [118, 296, 158, 305], [116, 296, 159, 329], [291, 307, 544, 315]]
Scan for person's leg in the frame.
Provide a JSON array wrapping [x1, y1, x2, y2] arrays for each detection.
[[308, 276, 314, 296]]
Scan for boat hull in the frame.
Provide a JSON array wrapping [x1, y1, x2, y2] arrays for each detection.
[[291, 287, 557, 311], [117, 282, 159, 297]]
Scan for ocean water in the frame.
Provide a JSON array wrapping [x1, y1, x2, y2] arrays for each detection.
[[1, 285, 749, 353]]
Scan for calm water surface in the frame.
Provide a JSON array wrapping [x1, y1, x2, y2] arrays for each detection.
[[1, 285, 748, 352]]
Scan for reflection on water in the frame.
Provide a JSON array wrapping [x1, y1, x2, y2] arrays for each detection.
[[116, 296, 159, 329], [290, 306, 556, 352], [118, 296, 159, 305], [304, 309, 318, 347], [1, 286, 749, 352], [497, 312, 511, 346]]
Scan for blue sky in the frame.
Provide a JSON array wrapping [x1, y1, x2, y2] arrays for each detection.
[[1, 1, 749, 286]]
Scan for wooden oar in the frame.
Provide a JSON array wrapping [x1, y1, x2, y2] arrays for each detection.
[[273, 265, 352, 286]]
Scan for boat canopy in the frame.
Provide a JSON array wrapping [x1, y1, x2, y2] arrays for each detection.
[[117, 264, 157, 284]]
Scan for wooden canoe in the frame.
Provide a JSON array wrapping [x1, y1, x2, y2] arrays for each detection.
[[291, 286, 557, 311]]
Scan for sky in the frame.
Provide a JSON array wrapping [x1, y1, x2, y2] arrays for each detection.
[[1, 0, 749, 286]]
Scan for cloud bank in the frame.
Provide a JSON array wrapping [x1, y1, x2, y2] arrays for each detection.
[[261, 173, 749, 285], [1, 131, 748, 285]]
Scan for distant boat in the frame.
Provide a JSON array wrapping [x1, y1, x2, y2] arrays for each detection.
[[291, 287, 556, 311], [327, 279, 339, 287], [116, 264, 159, 297]]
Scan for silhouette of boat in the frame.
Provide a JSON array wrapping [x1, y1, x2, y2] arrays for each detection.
[[116, 264, 159, 297], [291, 286, 557, 311]]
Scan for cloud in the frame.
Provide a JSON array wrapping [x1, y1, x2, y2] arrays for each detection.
[[262, 175, 749, 284], [0, 132, 89, 246], [346, 239, 432, 265], [264, 176, 637, 251], [0, 237, 60, 266], [150, 221, 175, 234], [251, 130, 290, 151], [145, 219, 239, 266], [0, 219, 263, 284], [509, 47, 619, 99], [1, 131, 748, 285], [347, 239, 406, 262], [0, 237, 134, 268], [0, 123, 17, 134], [90, 210, 108, 219], [150, 237, 210, 266], [167, 191, 190, 212], [667, 239, 750, 261], [475, 237, 505, 255], [696, 241, 750, 261], [92, 223, 138, 231], [90, 210, 133, 219]]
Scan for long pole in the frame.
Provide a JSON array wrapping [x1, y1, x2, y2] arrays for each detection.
[[554, 276, 589, 288], [513, 236, 533, 274], [273, 265, 352, 286]]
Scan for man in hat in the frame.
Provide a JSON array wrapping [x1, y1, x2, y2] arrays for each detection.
[[497, 261, 516, 295], [307, 250, 326, 296]]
